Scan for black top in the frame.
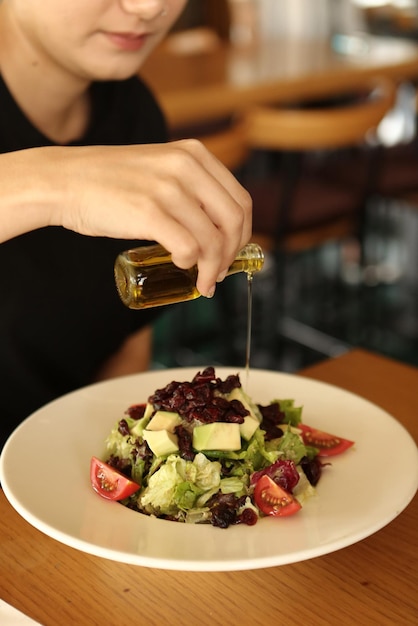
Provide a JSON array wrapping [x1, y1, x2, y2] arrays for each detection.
[[0, 75, 168, 451]]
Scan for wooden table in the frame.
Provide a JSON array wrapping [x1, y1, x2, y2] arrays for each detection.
[[0, 349, 417, 626], [140, 35, 418, 130]]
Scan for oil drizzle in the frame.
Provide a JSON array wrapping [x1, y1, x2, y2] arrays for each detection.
[[245, 272, 254, 388]]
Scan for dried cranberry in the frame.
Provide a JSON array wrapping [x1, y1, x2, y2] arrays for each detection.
[[223, 399, 248, 423], [125, 404, 146, 420], [118, 419, 131, 436], [216, 374, 241, 395], [239, 508, 258, 526], [192, 367, 216, 384], [258, 403, 285, 441], [175, 425, 195, 461], [212, 396, 231, 411], [146, 369, 248, 425]]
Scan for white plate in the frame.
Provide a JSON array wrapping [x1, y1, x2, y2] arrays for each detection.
[[1, 368, 417, 571]]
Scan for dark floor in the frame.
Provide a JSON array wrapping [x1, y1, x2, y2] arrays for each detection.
[[152, 195, 418, 373]]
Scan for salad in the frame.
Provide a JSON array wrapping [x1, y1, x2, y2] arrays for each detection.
[[90, 367, 354, 528]]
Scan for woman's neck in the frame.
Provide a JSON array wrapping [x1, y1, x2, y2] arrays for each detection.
[[0, 7, 92, 144]]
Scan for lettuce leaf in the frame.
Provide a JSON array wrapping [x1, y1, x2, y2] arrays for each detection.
[[271, 427, 308, 464], [105, 423, 136, 460], [273, 399, 303, 426], [139, 453, 222, 515]]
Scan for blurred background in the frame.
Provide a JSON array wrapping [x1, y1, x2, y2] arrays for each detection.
[[146, 0, 418, 373]]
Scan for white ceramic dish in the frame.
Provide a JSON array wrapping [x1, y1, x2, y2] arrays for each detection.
[[1, 368, 417, 572]]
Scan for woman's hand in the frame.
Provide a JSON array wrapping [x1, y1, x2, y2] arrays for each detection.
[[1, 140, 252, 297]]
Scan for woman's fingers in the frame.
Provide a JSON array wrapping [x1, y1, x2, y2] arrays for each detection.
[[130, 140, 252, 294], [42, 141, 252, 296]]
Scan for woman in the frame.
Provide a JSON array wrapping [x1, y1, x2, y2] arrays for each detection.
[[0, 0, 252, 450]]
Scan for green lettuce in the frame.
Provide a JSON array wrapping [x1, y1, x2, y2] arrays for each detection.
[[272, 399, 303, 426], [105, 423, 136, 460], [269, 427, 308, 464], [139, 453, 222, 515]]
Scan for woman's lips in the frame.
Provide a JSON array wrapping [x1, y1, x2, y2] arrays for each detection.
[[105, 32, 148, 52]]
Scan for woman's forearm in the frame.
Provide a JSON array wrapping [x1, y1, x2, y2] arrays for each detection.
[[0, 140, 252, 297], [0, 147, 60, 242]]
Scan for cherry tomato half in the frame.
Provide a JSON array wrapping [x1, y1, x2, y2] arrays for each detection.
[[90, 456, 140, 501], [299, 424, 354, 457], [254, 475, 302, 517]]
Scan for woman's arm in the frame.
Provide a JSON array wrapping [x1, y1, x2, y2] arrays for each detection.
[[0, 140, 252, 297]]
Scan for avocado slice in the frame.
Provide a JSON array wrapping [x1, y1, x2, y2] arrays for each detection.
[[146, 410, 182, 433], [193, 422, 241, 451], [130, 414, 151, 438], [142, 429, 179, 457], [239, 415, 260, 441]]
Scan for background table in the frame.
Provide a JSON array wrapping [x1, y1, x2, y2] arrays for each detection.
[[0, 348, 416, 626], [140, 35, 418, 130]]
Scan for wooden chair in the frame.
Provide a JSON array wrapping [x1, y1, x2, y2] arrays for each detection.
[[159, 26, 249, 173], [241, 76, 397, 253], [319, 83, 418, 204], [231, 76, 398, 364]]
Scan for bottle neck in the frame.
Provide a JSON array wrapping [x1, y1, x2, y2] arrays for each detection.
[[226, 243, 264, 276]]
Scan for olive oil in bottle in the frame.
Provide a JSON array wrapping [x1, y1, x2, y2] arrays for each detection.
[[114, 242, 264, 310]]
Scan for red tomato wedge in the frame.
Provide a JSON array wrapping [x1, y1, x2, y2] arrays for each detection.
[[299, 424, 354, 457], [90, 456, 140, 501], [254, 475, 301, 517]]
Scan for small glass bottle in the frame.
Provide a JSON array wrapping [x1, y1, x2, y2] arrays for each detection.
[[114, 242, 264, 310]]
